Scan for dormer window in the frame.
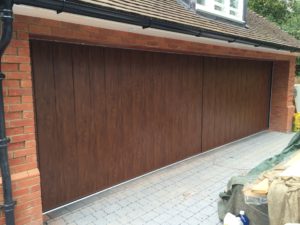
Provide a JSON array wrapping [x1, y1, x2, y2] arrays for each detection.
[[196, 0, 245, 23]]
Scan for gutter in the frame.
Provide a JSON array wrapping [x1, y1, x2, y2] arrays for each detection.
[[14, 0, 300, 53], [0, 0, 16, 225]]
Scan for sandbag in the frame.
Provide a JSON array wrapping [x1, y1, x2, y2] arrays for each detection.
[[268, 177, 300, 225], [218, 132, 300, 225]]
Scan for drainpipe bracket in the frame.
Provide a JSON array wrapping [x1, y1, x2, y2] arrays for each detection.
[[0, 201, 17, 212], [0, 137, 10, 148], [57, 0, 66, 14], [195, 30, 202, 37], [228, 38, 237, 43], [0, 72, 6, 80], [0, 9, 13, 20], [142, 19, 152, 29]]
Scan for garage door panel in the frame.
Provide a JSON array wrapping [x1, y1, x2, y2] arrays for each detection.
[[255, 62, 273, 130], [202, 57, 217, 150], [72, 45, 99, 197], [88, 46, 111, 193], [104, 48, 126, 185], [31, 40, 271, 211], [104, 48, 151, 184], [177, 55, 203, 159], [137, 51, 158, 173], [202, 58, 272, 151], [235, 60, 271, 137], [31, 41, 61, 211], [150, 54, 203, 165], [52, 43, 80, 206], [230, 60, 244, 140]]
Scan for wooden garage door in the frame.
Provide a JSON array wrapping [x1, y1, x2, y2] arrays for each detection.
[[31, 40, 203, 211], [31, 40, 272, 211], [202, 58, 272, 151]]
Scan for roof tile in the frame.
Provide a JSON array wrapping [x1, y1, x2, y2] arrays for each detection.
[[80, 0, 300, 49]]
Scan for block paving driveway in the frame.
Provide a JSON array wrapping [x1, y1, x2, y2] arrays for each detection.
[[46, 131, 294, 225]]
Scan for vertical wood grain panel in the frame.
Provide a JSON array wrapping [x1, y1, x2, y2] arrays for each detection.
[[31, 41, 59, 211], [31, 40, 203, 211], [202, 58, 272, 151], [32, 40, 271, 211], [72, 45, 97, 196], [88, 46, 109, 193], [51, 43, 79, 207]]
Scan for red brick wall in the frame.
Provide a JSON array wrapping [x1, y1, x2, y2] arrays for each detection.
[[1, 16, 42, 225], [0, 14, 296, 224], [270, 59, 296, 132]]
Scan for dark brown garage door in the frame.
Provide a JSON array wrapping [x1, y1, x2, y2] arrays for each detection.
[[202, 58, 272, 150], [31, 40, 272, 211]]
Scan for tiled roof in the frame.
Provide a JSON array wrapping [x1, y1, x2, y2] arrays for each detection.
[[79, 0, 300, 50]]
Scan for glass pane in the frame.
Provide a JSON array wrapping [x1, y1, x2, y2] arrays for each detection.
[[197, 0, 205, 5], [214, 5, 224, 11], [215, 0, 224, 3], [230, 0, 238, 9], [230, 10, 237, 16]]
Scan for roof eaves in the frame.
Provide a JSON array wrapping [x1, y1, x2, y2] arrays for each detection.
[[14, 0, 300, 53]]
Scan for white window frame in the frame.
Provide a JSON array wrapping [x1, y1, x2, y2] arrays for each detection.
[[196, 0, 245, 23]]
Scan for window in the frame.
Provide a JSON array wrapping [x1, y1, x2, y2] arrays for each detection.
[[230, 0, 238, 8], [197, 0, 205, 5], [195, 0, 245, 22]]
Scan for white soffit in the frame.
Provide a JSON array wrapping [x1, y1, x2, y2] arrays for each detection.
[[14, 5, 298, 56]]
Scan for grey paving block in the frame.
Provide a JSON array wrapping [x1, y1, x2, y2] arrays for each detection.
[[45, 132, 294, 225]]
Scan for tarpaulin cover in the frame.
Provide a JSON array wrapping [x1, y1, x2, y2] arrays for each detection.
[[218, 132, 300, 225]]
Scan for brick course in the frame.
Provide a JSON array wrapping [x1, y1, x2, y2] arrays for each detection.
[[270, 60, 296, 131], [0, 14, 296, 224]]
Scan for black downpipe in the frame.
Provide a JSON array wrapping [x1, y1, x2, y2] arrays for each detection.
[[0, 0, 16, 224]]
